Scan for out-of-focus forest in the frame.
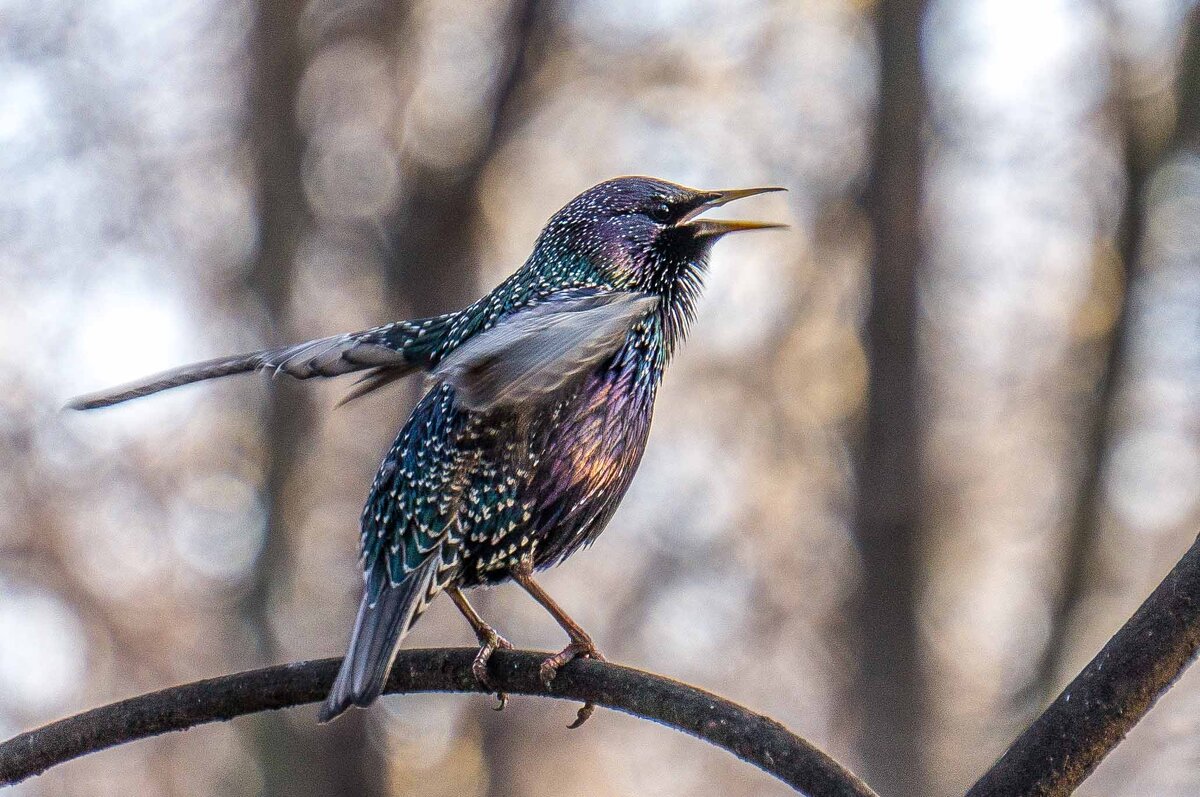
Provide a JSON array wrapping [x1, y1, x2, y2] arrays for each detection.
[[1, 0, 1198, 795]]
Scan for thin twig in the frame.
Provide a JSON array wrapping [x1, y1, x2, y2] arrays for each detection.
[[967, 532, 1200, 797], [0, 649, 878, 797]]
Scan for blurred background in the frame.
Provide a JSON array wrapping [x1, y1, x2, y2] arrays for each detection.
[[1, 0, 1198, 795]]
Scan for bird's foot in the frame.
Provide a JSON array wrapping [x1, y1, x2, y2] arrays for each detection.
[[539, 639, 605, 728], [508, 557, 603, 727], [471, 629, 514, 711], [538, 639, 605, 684]]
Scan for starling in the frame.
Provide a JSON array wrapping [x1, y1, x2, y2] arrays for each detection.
[[69, 176, 785, 724]]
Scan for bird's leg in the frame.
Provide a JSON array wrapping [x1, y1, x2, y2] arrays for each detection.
[[511, 555, 604, 728], [447, 587, 512, 710]]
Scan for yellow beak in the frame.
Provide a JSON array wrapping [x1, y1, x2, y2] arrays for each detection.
[[682, 186, 788, 237]]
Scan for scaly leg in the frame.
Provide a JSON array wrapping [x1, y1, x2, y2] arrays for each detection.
[[511, 555, 605, 727], [448, 587, 512, 710]]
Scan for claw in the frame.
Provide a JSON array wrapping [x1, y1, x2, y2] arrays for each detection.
[[568, 702, 595, 729], [471, 629, 513, 709], [538, 639, 605, 727]]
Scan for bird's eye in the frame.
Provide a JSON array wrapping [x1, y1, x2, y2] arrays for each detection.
[[646, 202, 673, 224]]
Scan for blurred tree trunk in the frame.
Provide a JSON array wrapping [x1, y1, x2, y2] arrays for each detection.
[[850, 1, 930, 795], [1027, 4, 1200, 704], [1180, 9, 1200, 151], [379, 0, 555, 315], [241, 1, 387, 795]]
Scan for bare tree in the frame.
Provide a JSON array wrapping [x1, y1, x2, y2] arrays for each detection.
[[1028, 1, 1200, 706], [851, 1, 930, 794]]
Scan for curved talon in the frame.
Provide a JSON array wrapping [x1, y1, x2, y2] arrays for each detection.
[[540, 642, 603, 728], [470, 630, 513, 708], [568, 701, 596, 728]]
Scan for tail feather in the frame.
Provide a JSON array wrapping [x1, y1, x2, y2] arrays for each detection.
[[319, 556, 441, 723], [66, 350, 285, 410], [66, 313, 459, 411]]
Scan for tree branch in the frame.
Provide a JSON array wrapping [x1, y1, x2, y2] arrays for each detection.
[[0, 649, 878, 797], [968, 531, 1200, 796]]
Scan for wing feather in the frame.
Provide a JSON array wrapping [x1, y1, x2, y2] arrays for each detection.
[[68, 290, 658, 413], [432, 291, 657, 412]]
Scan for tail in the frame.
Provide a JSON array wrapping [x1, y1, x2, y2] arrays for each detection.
[[319, 556, 441, 723], [66, 313, 459, 411]]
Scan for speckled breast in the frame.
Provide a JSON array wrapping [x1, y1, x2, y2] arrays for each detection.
[[460, 335, 661, 584]]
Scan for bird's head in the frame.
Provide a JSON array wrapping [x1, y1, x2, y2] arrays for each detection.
[[536, 176, 786, 293], [531, 176, 785, 353]]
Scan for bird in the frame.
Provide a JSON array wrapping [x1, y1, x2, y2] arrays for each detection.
[[68, 176, 785, 725]]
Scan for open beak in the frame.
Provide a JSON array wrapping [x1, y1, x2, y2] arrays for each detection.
[[681, 186, 788, 238]]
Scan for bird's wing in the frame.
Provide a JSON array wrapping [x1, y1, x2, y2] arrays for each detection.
[[66, 313, 457, 410], [432, 290, 658, 412]]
